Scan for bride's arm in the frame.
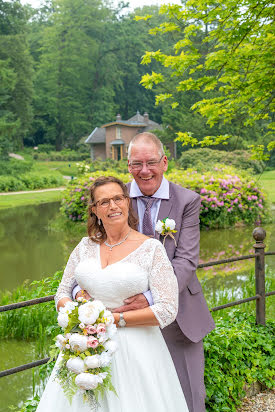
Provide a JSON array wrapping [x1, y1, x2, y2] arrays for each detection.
[[55, 239, 84, 311], [113, 243, 178, 328]]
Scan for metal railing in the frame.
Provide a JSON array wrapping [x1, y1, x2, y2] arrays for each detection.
[[0, 227, 274, 378]]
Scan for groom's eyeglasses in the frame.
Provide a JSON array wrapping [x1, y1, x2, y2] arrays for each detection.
[[94, 194, 128, 208], [129, 155, 164, 171]]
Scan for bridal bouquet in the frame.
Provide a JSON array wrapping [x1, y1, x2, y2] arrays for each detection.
[[50, 298, 117, 405]]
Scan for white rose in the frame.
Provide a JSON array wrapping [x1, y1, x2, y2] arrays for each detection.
[[59, 301, 78, 314], [106, 324, 117, 339], [84, 355, 101, 369], [103, 310, 114, 326], [66, 357, 86, 374], [104, 340, 118, 354], [75, 373, 100, 390], [155, 220, 164, 233], [100, 352, 112, 367], [69, 333, 88, 352], [78, 301, 100, 325], [165, 218, 176, 230], [56, 334, 67, 347], [92, 300, 105, 314], [57, 313, 69, 329]]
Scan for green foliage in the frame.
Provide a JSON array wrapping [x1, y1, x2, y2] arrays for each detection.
[[204, 312, 275, 411], [140, 1, 275, 158], [0, 159, 33, 176], [0, 172, 64, 192], [178, 149, 265, 174], [33, 150, 89, 162]]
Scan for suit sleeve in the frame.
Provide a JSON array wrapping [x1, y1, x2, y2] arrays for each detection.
[[171, 193, 201, 293]]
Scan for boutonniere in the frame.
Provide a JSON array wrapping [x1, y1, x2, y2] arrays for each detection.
[[155, 218, 177, 246]]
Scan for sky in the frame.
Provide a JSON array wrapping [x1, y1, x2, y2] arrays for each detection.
[[21, 0, 182, 11]]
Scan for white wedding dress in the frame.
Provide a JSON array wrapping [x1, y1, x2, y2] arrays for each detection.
[[36, 237, 189, 412]]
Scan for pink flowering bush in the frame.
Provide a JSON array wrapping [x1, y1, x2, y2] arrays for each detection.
[[167, 166, 270, 228], [61, 166, 269, 229], [60, 171, 131, 222]]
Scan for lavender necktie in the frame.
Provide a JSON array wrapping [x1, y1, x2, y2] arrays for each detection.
[[140, 197, 156, 237]]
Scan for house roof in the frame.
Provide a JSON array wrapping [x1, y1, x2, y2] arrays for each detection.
[[85, 112, 162, 145], [85, 127, 106, 144], [110, 139, 125, 145]]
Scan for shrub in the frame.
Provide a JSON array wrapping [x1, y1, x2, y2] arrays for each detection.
[[60, 166, 269, 228], [0, 159, 34, 176], [0, 173, 64, 192], [178, 148, 265, 174], [33, 150, 89, 162], [166, 166, 269, 228], [36, 144, 55, 153]]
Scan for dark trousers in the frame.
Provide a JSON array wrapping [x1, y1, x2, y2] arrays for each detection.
[[162, 321, 206, 412]]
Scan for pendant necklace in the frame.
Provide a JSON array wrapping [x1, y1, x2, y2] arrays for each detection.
[[104, 229, 131, 251]]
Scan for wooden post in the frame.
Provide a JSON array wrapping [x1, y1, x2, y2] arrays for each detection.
[[253, 227, 266, 325]]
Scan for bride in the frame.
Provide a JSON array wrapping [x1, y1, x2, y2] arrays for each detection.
[[37, 176, 189, 412]]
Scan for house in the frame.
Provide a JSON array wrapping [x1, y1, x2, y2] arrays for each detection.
[[85, 111, 162, 161]]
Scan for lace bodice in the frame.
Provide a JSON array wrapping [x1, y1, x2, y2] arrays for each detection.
[[55, 238, 178, 328]]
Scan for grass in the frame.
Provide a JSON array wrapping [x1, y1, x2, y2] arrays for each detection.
[[33, 161, 79, 177], [256, 170, 275, 204], [0, 190, 64, 209]]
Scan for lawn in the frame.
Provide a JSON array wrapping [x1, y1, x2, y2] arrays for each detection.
[[257, 170, 275, 204], [33, 161, 79, 177], [0, 189, 64, 209]]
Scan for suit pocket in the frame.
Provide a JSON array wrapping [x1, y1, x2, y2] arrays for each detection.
[[187, 276, 202, 295]]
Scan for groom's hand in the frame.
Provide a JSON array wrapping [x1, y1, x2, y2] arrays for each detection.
[[112, 293, 149, 313], [75, 290, 91, 301]]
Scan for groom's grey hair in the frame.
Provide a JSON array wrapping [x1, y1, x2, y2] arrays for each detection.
[[128, 132, 164, 160]]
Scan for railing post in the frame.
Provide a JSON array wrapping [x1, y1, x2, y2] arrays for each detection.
[[253, 227, 266, 325]]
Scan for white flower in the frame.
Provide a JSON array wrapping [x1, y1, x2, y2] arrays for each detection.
[[78, 301, 100, 325], [66, 357, 86, 374], [65, 344, 70, 350], [79, 323, 85, 330], [59, 301, 78, 314], [100, 352, 112, 367], [75, 373, 100, 390], [98, 333, 107, 344], [57, 313, 69, 329], [84, 355, 101, 369], [106, 324, 117, 339], [165, 218, 176, 230], [155, 220, 164, 233], [103, 310, 114, 325], [56, 334, 67, 346], [99, 372, 108, 380], [104, 340, 118, 354], [92, 300, 105, 314], [69, 333, 88, 352]]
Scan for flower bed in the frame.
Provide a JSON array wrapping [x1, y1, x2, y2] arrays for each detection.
[[60, 166, 269, 228]]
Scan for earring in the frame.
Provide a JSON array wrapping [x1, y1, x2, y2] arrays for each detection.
[[98, 218, 101, 226]]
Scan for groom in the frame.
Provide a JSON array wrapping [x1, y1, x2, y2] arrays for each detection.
[[74, 132, 215, 412]]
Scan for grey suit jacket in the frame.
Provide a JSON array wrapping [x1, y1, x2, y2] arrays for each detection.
[[128, 181, 215, 343]]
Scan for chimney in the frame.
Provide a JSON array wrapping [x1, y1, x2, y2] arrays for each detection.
[[143, 112, 149, 123], [116, 113, 121, 121]]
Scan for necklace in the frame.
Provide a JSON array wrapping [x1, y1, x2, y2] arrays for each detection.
[[104, 229, 131, 251]]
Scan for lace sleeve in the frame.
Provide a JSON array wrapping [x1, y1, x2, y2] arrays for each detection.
[[149, 242, 179, 329], [54, 239, 83, 307]]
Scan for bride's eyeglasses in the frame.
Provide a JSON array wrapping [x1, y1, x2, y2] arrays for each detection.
[[94, 194, 127, 208]]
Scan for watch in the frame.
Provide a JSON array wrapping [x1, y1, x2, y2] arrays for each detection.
[[118, 313, 126, 327]]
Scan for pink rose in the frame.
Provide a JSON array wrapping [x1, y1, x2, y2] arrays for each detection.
[[86, 325, 97, 335], [87, 337, 99, 348], [97, 324, 106, 334]]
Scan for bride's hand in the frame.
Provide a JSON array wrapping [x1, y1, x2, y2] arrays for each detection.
[[112, 293, 149, 313], [75, 290, 91, 301]]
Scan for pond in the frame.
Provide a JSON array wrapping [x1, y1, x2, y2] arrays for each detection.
[[0, 203, 274, 411]]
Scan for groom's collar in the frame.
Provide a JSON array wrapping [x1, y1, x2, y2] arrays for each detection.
[[129, 177, 169, 199]]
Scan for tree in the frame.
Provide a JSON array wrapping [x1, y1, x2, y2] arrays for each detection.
[[139, 1, 275, 159]]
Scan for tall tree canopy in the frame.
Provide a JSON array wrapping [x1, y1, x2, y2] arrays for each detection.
[[139, 0, 275, 158]]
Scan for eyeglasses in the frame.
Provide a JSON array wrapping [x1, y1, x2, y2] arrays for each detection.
[[94, 194, 127, 208], [129, 155, 164, 171]]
